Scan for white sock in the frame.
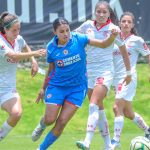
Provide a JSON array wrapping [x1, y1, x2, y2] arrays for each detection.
[[0, 121, 13, 139], [133, 113, 149, 131], [84, 103, 99, 147], [98, 110, 111, 149], [113, 116, 124, 142]]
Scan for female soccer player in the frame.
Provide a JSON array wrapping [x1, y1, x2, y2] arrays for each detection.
[[76, 1, 131, 150], [111, 12, 150, 149], [0, 11, 46, 140], [31, 17, 118, 150]]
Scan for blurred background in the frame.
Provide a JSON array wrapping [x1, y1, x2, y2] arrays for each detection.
[[0, 0, 150, 69]]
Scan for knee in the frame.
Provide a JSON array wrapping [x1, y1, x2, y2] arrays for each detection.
[[113, 104, 118, 115], [44, 115, 56, 126], [124, 112, 134, 120], [56, 118, 67, 129], [10, 109, 22, 121]]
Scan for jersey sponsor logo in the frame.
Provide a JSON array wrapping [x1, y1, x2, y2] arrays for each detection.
[[57, 60, 64, 67], [56, 54, 81, 67]]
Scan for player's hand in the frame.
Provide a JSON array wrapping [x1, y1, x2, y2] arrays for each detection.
[[31, 60, 38, 77], [35, 88, 45, 104], [110, 29, 119, 38], [35, 49, 46, 57], [122, 75, 132, 85]]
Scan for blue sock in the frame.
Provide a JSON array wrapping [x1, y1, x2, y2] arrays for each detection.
[[40, 131, 58, 150]]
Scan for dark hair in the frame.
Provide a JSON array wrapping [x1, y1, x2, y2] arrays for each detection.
[[120, 12, 138, 35], [0, 11, 18, 34], [95, 1, 118, 25], [52, 17, 69, 31]]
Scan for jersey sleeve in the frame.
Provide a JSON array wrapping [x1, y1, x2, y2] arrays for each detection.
[[136, 37, 150, 56], [0, 41, 10, 57], [75, 20, 90, 34], [76, 33, 89, 48], [17, 35, 27, 51], [114, 34, 125, 47], [46, 43, 54, 63]]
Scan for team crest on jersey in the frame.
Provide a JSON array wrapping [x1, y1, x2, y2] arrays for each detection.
[[0, 42, 5, 50], [63, 49, 68, 55], [57, 60, 64, 67], [103, 31, 109, 38]]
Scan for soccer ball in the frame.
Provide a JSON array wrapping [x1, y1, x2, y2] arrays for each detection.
[[130, 136, 150, 150]]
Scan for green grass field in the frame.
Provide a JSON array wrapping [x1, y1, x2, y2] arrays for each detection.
[[0, 64, 150, 150]]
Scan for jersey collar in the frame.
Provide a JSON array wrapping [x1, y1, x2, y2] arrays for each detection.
[[94, 19, 112, 31]]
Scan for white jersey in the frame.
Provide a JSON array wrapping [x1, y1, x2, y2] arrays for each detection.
[[113, 34, 150, 78], [76, 20, 124, 89], [0, 34, 26, 92], [76, 20, 124, 74]]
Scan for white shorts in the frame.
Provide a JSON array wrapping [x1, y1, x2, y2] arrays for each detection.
[[88, 70, 113, 92], [0, 89, 19, 106], [112, 74, 137, 101]]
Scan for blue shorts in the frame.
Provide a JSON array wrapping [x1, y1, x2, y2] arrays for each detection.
[[44, 84, 87, 107]]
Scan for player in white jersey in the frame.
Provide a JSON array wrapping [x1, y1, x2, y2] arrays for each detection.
[[0, 12, 46, 140], [111, 12, 150, 149], [76, 1, 131, 150]]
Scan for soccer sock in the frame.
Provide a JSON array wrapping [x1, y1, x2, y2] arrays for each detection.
[[84, 103, 99, 147], [133, 113, 149, 131], [40, 119, 46, 129], [0, 121, 13, 139], [98, 110, 111, 149], [113, 116, 124, 142], [40, 131, 58, 150]]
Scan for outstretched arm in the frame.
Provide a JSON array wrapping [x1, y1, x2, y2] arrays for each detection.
[[6, 45, 46, 61], [119, 45, 132, 85], [89, 29, 118, 48]]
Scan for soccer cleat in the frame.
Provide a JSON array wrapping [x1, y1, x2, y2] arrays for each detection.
[[76, 141, 90, 150], [32, 124, 45, 142], [111, 139, 121, 150], [145, 127, 150, 140], [0, 128, 4, 141]]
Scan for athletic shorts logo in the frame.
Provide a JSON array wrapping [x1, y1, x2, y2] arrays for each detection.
[[47, 94, 52, 99], [96, 77, 104, 85]]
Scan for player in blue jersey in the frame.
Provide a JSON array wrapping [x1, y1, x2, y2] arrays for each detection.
[[31, 17, 118, 150]]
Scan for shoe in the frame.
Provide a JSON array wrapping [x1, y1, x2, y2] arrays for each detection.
[[0, 128, 4, 141], [145, 127, 150, 140], [76, 141, 90, 150], [111, 139, 120, 150], [32, 124, 45, 142]]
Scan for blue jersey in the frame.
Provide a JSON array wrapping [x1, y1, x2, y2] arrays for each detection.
[[47, 32, 89, 87]]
